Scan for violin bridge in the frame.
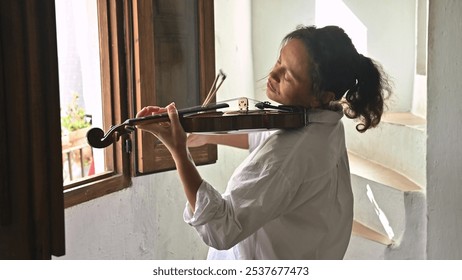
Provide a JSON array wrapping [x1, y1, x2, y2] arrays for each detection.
[[238, 97, 249, 112]]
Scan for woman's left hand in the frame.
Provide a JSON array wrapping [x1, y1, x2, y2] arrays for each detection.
[[135, 102, 188, 159]]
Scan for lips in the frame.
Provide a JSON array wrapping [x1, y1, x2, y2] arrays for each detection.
[[267, 80, 278, 94]]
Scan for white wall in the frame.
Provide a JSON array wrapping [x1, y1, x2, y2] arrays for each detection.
[[341, 0, 417, 112], [251, 0, 316, 101], [214, 0, 255, 102], [426, 0, 462, 259]]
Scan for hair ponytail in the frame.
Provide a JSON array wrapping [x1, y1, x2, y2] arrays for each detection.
[[343, 55, 391, 132]]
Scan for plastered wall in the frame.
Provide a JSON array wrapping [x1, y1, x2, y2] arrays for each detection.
[[426, 0, 462, 259]]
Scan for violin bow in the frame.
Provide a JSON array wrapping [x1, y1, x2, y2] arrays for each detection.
[[202, 70, 226, 106]]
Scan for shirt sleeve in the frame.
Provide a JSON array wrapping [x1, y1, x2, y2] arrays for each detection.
[[183, 180, 224, 226], [183, 157, 298, 250], [183, 180, 243, 249], [248, 131, 275, 153]]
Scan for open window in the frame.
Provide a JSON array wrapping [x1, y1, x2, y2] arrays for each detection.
[[57, 0, 217, 207], [57, 0, 131, 208]]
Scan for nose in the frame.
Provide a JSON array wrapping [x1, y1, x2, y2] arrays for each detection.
[[269, 65, 282, 82]]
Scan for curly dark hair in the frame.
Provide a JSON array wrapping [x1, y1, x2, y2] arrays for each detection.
[[282, 25, 392, 132]]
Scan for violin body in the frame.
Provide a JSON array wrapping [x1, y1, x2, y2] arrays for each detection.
[[181, 110, 306, 133]]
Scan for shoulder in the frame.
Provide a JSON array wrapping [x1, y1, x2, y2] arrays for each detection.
[[256, 110, 346, 174], [248, 130, 276, 153]]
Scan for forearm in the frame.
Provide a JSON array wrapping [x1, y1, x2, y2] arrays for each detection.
[[136, 104, 204, 211], [189, 133, 249, 149], [213, 134, 249, 149], [172, 148, 203, 211], [176, 134, 248, 210]]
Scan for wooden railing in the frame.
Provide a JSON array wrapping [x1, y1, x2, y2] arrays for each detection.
[[62, 143, 93, 182]]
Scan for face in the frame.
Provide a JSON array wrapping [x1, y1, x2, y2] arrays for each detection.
[[266, 39, 317, 108]]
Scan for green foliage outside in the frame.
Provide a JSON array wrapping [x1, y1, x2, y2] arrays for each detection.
[[61, 92, 91, 133]]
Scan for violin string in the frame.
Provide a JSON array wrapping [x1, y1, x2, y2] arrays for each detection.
[[202, 70, 226, 107]]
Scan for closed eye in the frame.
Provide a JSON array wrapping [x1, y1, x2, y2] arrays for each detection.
[[277, 58, 295, 81]]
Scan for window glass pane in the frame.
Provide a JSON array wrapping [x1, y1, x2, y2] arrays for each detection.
[[153, 0, 200, 108], [55, 0, 107, 184]]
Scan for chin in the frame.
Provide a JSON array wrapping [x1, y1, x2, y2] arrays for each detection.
[[266, 90, 279, 103]]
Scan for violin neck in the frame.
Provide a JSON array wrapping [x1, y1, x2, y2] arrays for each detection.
[[126, 103, 230, 126]]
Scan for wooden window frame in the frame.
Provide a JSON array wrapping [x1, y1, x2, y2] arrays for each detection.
[[63, 0, 216, 206], [133, 0, 217, 175], [63, 0, 131, 208]]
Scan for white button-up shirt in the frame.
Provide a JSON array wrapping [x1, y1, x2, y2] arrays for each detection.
[[184, 109, 353, 259]]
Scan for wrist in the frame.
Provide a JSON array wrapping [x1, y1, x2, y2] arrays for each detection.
[[171, 146, 193, 164]]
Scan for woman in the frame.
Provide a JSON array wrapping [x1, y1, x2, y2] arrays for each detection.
[[136, 25, 391, 259]]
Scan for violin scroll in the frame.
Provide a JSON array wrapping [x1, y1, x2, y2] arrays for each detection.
[[86, 124, 134, 149], [86, 127, 115, 149]]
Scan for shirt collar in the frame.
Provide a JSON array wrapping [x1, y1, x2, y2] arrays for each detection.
[[305, 109, 344, 124]]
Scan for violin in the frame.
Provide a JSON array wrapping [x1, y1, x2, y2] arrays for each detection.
[[86, 98, 309, 149]]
